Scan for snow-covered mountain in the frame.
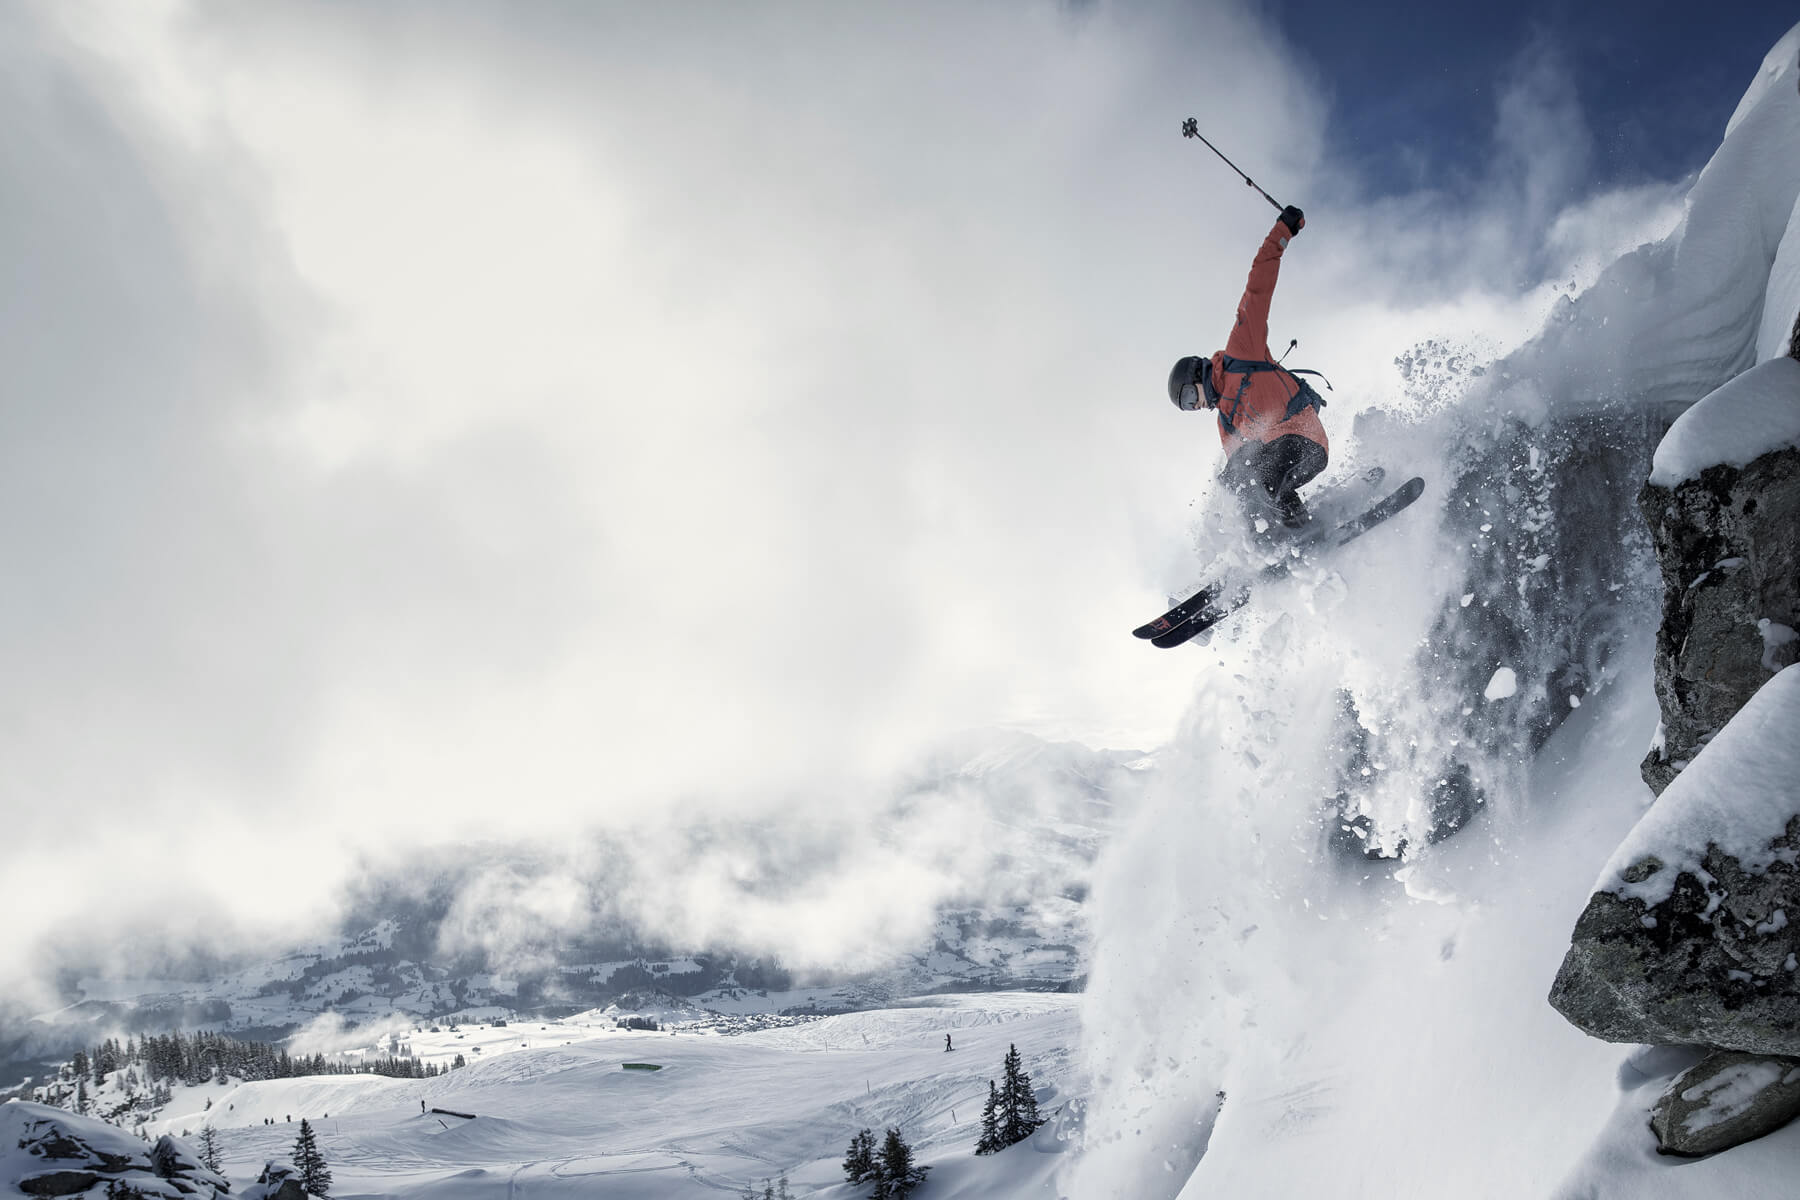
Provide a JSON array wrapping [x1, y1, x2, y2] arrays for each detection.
[[4, 734, 1144, 1096]]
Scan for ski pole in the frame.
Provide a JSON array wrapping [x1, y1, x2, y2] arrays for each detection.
[[1181, 118, 1283, 212], [1276, 339, 1297, 365]]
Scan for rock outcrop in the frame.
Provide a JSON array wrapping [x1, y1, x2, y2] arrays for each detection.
[[1637, 355, 1800, 792], [150, 1133, 232, 1196], [1552, 667, 1800, 1054], [1548, 813, 1800, 1053], [1549, 355, 1800, 1157], [1639, 471, 1800, 791], [1650, 1050, 1800, 1156], [240, 1162, 309, 1200], [0, 1101, 227, 1198]]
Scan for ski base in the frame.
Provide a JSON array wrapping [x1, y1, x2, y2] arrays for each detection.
[[1136, 475, 1425, 649]]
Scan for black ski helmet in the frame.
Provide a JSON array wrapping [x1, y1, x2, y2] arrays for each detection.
[[1168, 355, 1208, 411]]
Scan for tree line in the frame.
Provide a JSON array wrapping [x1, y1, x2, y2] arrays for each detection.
[[61, 1030, 451, 1092]]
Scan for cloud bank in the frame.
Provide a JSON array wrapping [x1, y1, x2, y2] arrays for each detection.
[[2, 0, 1687, 1004]]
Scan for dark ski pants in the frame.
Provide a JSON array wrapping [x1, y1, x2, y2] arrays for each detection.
[[1222, 434, 1327, 528]]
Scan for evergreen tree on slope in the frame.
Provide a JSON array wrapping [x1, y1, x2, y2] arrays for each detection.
[[197, 1126, 223, 1173], [1000, 1043, 1043, 1148], [843, 1127, 877, 1183], [877, 1127, 929, 1198], [975, 1079, 1001, 1154], [292, 1118, 332, 1196]]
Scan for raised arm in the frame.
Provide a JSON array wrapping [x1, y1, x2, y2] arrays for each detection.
[[1224, 208, 1304, 362]]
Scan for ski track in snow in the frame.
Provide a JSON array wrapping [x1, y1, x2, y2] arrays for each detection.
[[135, 995, 1078, 1197]]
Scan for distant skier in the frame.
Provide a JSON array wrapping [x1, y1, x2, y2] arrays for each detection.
[[1166, 205, 1329, 530], [945, 1034, 953, 1052]]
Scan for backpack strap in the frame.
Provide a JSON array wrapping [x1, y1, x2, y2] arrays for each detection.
[[1216, 354, 1332, 423]]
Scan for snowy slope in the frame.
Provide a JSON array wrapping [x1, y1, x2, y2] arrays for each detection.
[[129, 993, 1079, 1199]]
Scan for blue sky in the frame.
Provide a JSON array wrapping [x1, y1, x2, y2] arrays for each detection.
[[1268, 0, 1796, 198]]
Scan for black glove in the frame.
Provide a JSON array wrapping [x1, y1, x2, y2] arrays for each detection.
[[1279, 205, 1305, 236]]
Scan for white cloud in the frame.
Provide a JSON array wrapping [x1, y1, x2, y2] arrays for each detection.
[[1, 0, 1683, 1005]]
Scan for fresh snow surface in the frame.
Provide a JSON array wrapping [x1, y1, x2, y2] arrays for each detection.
[[1649, 19, 1800, 404], [147, 993, 1079, 1198], [1463, 20, 1800, 425], [1757, 188, 1800, 363], [1647, 356, 1800, 486], [1069, 649, 1660, 1200], [1599, 665, 1800, 909]]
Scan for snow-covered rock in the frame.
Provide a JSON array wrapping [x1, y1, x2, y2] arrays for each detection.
[[1647, 356, 1800, 488], [1649, 1050, 1800, 1157], [241, 1162, 309, 1200], [150, 1132, 232, 1197], [1638, 358, 1800, 793], [1550, 667, 1800, 1053], [0, 1100, 227, 1198]]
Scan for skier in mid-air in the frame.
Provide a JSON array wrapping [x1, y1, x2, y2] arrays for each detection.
[[1135, 123, 1422, 649], [1165, 204, 1329, 530]]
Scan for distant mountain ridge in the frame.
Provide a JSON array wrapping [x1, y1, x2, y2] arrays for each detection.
[[4, 733, 1149, 1092]]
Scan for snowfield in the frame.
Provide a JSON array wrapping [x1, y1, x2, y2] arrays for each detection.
[[135, 994, 1077, 1198]]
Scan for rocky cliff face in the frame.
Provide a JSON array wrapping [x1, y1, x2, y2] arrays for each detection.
[[1638, 442, 1800, 793], [1550, 342, 1800, 1155]]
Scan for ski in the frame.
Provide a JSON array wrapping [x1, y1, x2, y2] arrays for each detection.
[[1132, 582, 1223, 640], [1136, 476, 1425, 649], [1132, 468, 1391, 640]]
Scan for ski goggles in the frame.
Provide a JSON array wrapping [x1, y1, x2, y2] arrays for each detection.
[[1169, 356, 1210, 411]]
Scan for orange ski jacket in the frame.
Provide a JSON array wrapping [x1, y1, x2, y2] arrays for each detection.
[[1207, 218, 1329, 456]]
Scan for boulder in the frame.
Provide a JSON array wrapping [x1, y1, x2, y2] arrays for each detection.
[[3, 1101, 152, 1175], [1551, 668, 1800, 1053], [0, 1102, 215, 1198], [241, 1162, 309, 1200], [1650, 1050, 1800, 1156], [150, 1133, 231, 1196], [1637, 357, 1800, 793]]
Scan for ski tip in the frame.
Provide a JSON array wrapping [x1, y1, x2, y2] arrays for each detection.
[[1401, 475, 1425, 499]]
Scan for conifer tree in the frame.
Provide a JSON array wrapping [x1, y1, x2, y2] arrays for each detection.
[[292, 1118, 332, 1196], [877, 1127, 928, 1198], [775, 1175, 792, 1200], [198, 1126, 223, 1173], [842, 1127, 877, 1183], [999, 1043, 1043, 1148], [975, 1079, 1001, 1154]]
